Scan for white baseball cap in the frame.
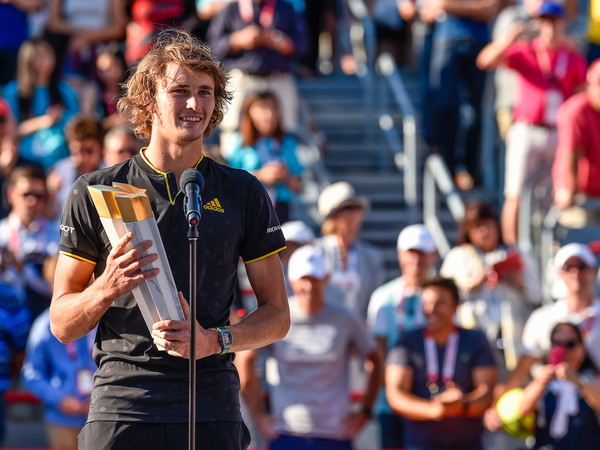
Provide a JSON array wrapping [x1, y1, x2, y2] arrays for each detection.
[[318, 182, 370, 219], [397, 224, 436, 253], [287, 245, 328, 282], [554, 243, 598, 270], [281, 220, 315, 244]]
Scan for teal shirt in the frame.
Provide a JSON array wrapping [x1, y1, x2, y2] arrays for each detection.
[[226, 133, 303, 203], [2, 80, 79, 169]]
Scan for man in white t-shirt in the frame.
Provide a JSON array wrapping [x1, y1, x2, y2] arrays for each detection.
[[485, 242, 600, 430], [366, 224, 437, 449]]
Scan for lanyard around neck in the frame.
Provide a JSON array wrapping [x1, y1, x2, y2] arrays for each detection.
[[424, 328, 459, 388]]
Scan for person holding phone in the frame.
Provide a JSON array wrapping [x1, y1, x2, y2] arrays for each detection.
[[519, 322, 600, 448]]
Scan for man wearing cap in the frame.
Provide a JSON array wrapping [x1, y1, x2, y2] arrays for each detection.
[[553, 58, 600, 209], [238, 245, 382, 448], [386, 277, 497, 450], [279, 220, 315, 296], [485, 242, 600, 430], [366, 224, 437, 449], [477, 1, 587, 245], [314, 181, 385, 320]]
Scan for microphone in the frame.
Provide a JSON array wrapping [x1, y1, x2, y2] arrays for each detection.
[[179, 168, 205, 227]]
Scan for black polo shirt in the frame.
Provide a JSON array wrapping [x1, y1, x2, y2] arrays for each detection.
[[58, 151, 285, 423]]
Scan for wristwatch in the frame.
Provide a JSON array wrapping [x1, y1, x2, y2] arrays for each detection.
[[214, 326, 233, 355]]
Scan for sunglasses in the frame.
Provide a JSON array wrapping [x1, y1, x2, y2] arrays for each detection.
[[562, 263, 590, 272], [19, 191, 46, 200], [551, 340, 580, 349]]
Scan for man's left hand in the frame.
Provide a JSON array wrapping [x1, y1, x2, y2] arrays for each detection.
[[151, 292, 220, 359]]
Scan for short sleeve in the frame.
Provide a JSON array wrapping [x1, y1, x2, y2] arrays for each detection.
[[58, 175, 103, 264], [520, 309, 546, 359], [239, 177, 286, 263], [467, 330, 496, 368], [386, 333, 412, 368], [367, 286, 391, 337], [347, 312, 376, 358], [504, 42, 531, 73]]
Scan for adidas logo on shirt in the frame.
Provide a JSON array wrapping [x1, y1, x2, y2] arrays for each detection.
[[204, 198, 225, 213]]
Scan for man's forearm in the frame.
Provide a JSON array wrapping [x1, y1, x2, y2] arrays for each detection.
[[50, 278, 115, 343], [228, 300, 289, 353]]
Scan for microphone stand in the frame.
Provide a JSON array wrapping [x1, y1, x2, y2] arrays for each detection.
[[187, 217, 199, 450]]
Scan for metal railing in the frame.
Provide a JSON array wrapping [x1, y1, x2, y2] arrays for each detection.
[[347, 0, 377, 149], [375, 52, 419, 223], [423, 154, 465, 257], [517, 162, 553, 255]]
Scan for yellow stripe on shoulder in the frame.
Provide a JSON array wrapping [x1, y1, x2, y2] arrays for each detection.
[[244, 246, 287, 264], [59, 251, 97, 266]]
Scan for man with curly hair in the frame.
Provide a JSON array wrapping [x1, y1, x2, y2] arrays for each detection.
[[49, 29, 290, 450]]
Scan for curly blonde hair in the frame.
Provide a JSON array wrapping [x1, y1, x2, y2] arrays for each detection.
[[118, 29, 232, 142]]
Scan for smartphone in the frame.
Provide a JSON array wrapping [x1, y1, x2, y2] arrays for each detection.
[[547, 345, 566, 366]]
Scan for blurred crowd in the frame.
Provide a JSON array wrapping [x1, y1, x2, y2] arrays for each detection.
[[1, 0, 600, 449]]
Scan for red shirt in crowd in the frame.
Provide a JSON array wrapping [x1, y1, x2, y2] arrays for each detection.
[[505, 37, 587, 126], [552, 91, 600, 196]]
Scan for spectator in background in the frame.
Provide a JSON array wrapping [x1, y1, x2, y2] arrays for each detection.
[[226, 91, 303, 223], [486, 243, 600, 432], [0, 165, 59, 320], [102, 124, 139, 168], [297, 0, 338, 76], [553, 58, 600, 209], [196, 0, 235, 41], [0, 0, 41, 87], [44, 0, 128, 116], [315, 181, 385, 320], [385, 277, 498, 450], [477, 1, 587, 246], [0, 98, 19, 219], [427, 0, 501, 191], [95, 45, 128, 130], [238, 245, 382, 449], [279, 219, 315, 296], [22, 308, 96, 449], [440, 201, 541, 375], [125, 0, 200, 67], [207, 0, 308, 154], [398, 0, 437, 149], [519, 322, 600, 448], [46, 116, 104, 219], [0, 281, 31, 447], [490, 0, 542, 143], [367, 224, 438, 450], [2, 37, 79, 171]]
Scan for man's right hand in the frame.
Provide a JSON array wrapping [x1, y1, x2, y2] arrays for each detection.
[[97, 232, 159, 300], [230, 25, 262, 52]]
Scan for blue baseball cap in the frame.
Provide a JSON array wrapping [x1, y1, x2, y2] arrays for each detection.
[[538, 1, 566, 18]]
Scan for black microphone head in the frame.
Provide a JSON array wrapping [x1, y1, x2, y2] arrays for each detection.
[[179, 168, 205, 193]]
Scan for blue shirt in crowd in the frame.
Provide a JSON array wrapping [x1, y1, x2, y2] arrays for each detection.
[[21, 309, 96, 428], [0, 282, 30, 393]]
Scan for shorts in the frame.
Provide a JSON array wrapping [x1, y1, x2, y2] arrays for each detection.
[[78, 420, 251, 450], [504, 121, 558, 198]]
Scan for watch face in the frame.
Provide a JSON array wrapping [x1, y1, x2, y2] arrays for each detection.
[[221, 329, 233, 347]]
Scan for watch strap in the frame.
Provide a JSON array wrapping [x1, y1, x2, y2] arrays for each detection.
[[214, 326, 232, 355]]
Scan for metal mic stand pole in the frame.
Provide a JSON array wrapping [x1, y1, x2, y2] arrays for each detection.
[[188, 221, 199, 450]]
